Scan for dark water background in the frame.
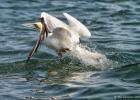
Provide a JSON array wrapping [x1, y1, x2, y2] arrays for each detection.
[[0, 0, 140, 100]]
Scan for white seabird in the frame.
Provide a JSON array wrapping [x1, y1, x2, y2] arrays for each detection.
[[24, 12, 91, 62]]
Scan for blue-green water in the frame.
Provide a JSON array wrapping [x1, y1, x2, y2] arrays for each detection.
[[0, 0, 140, 100]]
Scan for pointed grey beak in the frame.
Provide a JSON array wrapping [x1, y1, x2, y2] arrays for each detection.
[[26, 17, 48, 62]]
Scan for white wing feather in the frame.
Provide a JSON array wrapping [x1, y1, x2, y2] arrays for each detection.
[[63, 13, 91, 37], [41, 12, 80, 43], [41, 12, 68, 33]]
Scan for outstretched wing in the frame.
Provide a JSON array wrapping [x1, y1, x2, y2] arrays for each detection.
[[63, 13, 91, 38], [41, 12, 68, 33]]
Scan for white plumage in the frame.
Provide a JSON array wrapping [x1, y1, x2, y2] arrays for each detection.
[[40, 12, 91, 51], [24, 12, 107, 65]]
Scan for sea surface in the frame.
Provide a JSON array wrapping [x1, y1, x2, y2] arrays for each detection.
[[0, 0, 140, 100]]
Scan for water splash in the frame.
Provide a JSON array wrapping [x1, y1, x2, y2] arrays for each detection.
[[65, 45, 110, 69]]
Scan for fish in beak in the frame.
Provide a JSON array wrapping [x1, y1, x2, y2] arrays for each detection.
[[26, 17, 48, 62]]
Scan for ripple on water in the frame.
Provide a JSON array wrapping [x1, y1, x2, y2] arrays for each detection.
[[0, 0, 140, 100]]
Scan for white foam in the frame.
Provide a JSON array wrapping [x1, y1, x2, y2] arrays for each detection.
[[66, 45, 109, 68]]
